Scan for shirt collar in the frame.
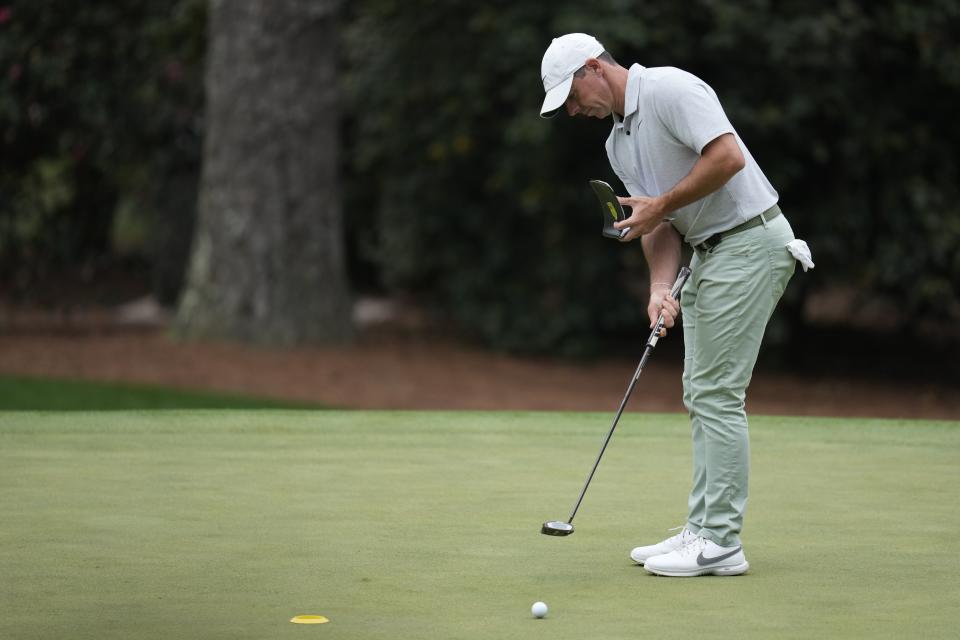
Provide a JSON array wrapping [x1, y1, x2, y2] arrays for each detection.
[[612, 63, 644, 130], [623, 63, 644, 120]]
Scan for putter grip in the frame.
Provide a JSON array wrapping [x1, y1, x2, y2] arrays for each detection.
[[670, 267, 692, 300], [647, 267, 691, 348]]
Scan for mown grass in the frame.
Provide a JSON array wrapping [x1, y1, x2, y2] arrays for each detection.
[[1, 411, 957, 639]]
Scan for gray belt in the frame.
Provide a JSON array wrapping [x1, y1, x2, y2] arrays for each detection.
[[693, 204, 782, 253]]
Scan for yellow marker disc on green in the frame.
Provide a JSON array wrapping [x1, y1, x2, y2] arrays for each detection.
[[290, 615, 329, 624]]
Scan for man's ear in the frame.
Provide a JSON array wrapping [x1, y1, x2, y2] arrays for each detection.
[[584, 58, 603, 75]]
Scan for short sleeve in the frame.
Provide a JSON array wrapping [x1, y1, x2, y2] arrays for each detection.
[[651, 70, 735, 154]]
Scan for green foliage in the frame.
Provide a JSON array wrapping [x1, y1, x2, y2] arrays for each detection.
[[0, 0, 206, 302], [343, 1, 647, 355], [3, 1, 958, 353], [700, 0, 960, 321], [343, 0, 960, 353]]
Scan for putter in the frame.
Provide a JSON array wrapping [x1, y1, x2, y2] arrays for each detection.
[[589, 179, 630, 239], [541, 266, 692, 537]]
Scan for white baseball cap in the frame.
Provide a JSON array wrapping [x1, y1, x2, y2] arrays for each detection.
[[540, 33, 605, 118]]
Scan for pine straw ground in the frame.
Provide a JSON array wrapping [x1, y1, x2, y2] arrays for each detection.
[[0, 304, 956, 419]]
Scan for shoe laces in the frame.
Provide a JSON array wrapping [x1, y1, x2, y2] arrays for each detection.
[[666, 526, 696, 546], [677, 535, 709, 557]]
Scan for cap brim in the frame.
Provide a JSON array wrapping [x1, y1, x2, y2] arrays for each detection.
[[540, 75, 574, 119]]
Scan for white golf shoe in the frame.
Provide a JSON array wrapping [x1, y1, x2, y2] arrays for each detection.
[[629, 527, 698, 565], [643, 535, 749, 577]]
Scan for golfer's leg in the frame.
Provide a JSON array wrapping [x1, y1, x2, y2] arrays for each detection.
[[690, 221, 796, 547], [688, 272, 752, 548], [681, 254, 706, 535]]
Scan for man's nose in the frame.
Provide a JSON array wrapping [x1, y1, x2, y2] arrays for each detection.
[[565, 98, 578, 116]]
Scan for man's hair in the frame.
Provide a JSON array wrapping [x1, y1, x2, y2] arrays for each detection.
[[573, 51, 617, 78]]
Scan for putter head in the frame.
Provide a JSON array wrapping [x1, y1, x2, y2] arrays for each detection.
[[541, 520, 574, 536]]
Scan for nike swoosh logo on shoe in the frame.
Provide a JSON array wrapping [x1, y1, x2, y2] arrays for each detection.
[[696, 546, 742, 566]]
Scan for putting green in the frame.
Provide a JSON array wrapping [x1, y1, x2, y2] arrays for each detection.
[[1, 411, 958, 639]]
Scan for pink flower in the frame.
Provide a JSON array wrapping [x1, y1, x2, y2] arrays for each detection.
[[0, 7, 12, 24]]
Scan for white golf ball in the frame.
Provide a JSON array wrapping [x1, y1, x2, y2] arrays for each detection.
[[531, 601, 548, 618]]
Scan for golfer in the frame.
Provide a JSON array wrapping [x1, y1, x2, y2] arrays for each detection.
[[540, 33, 812, 576]]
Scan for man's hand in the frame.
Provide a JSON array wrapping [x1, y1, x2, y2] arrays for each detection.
[[648, 284, 680, 336], [613, 195, 667, 241], [613, 134, 746, 243]]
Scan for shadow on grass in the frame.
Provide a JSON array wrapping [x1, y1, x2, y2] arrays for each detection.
[[0, 376, 321, 411]]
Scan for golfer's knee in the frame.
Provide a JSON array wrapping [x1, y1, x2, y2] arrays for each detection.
[[689, 384, 745, 420], [683, 384, 696, 418]]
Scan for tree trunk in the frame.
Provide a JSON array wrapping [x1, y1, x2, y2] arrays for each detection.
[[176, 0, 351, 345]]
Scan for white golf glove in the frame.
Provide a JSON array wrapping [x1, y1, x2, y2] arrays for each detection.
[[786, 239, 815, 272]]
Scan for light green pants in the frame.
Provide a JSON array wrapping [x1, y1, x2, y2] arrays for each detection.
[[681, 210, 796, 547]]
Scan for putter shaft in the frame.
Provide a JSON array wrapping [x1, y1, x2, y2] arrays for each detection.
[[564, 267, 691, 526]]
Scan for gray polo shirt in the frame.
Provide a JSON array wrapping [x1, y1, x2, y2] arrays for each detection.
[[605, 64, 778, 246]]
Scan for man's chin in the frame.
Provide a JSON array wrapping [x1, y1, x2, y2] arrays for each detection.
[[577, 108, 611, 119]]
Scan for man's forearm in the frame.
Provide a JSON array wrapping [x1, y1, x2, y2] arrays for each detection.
[[641, 223, 683, 287]]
